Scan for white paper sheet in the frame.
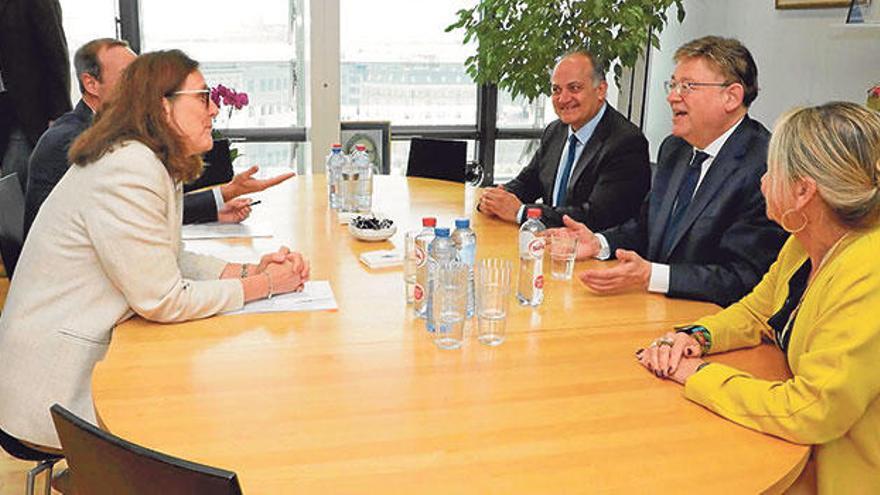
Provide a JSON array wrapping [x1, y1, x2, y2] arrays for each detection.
[[182, 222, 273, 240], [225, 281, 337, 314]]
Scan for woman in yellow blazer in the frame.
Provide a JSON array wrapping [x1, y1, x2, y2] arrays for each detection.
[[0, 50, 310, 452], [637, 102, 880, 493]]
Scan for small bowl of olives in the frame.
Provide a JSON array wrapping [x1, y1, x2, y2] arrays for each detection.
[[348, 214, 397, 242]]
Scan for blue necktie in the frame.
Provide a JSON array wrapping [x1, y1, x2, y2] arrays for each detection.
[[556, 134, 579, 207], [660, 150, 710, 255]]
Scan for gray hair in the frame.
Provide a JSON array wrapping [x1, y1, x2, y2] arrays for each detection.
[[558, 50, 606, 87]]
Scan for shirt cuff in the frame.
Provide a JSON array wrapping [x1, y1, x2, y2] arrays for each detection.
[[595, 234, 611, 260], [648, 263, 670, 293], [212, 187, 224, 213], [516, 205, 527, 224]]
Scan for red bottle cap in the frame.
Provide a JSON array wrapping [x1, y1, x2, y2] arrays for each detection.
[[422, 217, 437, 227], [526, 208, 542, 219]]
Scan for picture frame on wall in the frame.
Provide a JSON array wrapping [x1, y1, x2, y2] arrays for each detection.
[[340, 121, 392, 175], [775, 0, 851, 8]]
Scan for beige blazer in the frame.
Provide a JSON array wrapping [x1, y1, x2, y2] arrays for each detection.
[[0, 141, 244, 448]]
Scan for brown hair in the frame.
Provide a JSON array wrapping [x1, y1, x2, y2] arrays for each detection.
[[73, 38, 130, 93], [768, 102, 880, 231], [69, 49, 204, 183], [674, 36, 759, 107]]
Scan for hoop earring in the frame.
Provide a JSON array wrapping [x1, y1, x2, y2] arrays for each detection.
[[780, 208, 808, 234]]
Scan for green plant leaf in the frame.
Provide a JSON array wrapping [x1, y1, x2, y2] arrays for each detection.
[[446, 0, 685, 101]]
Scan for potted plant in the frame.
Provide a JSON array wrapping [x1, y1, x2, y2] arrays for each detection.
[[446, 0, 686, 101]]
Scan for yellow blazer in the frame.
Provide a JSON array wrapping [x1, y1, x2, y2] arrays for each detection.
[[684, 228, 880, 494], [0, 141, 243, 448]]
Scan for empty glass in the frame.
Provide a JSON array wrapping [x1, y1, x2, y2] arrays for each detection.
[[550, 236, 578, 280], [404, 230, 419, 304], [432, 262, 468, 350], [476, 259, 511, 346]]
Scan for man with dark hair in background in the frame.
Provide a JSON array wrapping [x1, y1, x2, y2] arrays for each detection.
[[24, 38, 295, 238]]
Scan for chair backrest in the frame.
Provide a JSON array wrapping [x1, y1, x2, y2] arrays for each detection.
[[406, 138, 467, 183], [0, 173, 25, 276], [50, 404, 243, 495]]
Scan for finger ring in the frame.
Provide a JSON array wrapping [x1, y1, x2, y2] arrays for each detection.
[[658, 336, 675, 347], [658, 340, 673, 347]]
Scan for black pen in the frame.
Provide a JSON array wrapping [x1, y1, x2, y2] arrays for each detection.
[[248, 200, 262, 207]]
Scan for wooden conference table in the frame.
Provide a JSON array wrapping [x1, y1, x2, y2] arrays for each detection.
[[93, 176, 808, 493]]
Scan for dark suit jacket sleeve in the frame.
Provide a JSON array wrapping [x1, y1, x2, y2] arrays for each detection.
[[667, 174, 785, 307], [183, 189, 220, 224], [600, 197, 650, 256], [29, 0, 71, 120], [502, 124, 554, 204], [23, 123, 75, 238], [542, 132, 650, 230]]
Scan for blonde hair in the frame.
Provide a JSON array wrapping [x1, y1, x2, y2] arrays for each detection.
[[767, 102, 880, 230]]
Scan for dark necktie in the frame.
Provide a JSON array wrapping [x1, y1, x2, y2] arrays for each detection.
[[556, 134, 579, 207], [660, 150, 710, 255]]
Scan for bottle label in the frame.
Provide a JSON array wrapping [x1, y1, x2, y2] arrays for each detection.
[[527, 237, 545, 259], [415, 244, 427, 268], [534, 274, 544, 289], [414, 283, 425, 303]]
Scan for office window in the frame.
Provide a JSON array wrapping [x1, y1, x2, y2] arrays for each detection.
[[141, 0, 305, 171], [340, 0, 476, 126], [59, 0, 117, 104]]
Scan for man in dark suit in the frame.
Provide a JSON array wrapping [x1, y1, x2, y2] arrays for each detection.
[[0, 0, 71, 194], [478, 51, 650, 229], [24, 38, 295, 238], [549, 36, 786, 307]]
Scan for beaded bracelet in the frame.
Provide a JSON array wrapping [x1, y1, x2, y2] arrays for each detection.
[[240, 263, 249, 278], [675, 325, 712, 356]]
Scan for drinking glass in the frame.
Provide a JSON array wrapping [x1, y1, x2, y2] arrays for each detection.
[[550, 236, 578, 280], [476, 258, 511, 346], [431, 262, 468, 350], [403, 230, 419, 304]]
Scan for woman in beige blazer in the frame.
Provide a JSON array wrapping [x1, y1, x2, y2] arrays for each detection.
[[0, 50, 309, 450]]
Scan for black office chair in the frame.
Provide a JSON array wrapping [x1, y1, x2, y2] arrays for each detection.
[[50, 404, 243, 495], [0, 426, 62, 495], [0, 173, 25, 277], [406, 138, 467, 183]]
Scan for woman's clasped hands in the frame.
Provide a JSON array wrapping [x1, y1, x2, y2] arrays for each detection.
[[233, 246, 310, 302], [636, 331, 705, 385]]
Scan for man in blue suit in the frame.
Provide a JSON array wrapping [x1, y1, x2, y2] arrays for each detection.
[[24, 38, 294, 238], [550, 36, 786, 307]]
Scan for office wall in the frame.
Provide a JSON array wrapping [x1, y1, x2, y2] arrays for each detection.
[[644, 0, 879, 157]]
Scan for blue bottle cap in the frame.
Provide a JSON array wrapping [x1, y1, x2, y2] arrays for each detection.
[[454, 218, 470, 229], [434, 227, 450, 237]]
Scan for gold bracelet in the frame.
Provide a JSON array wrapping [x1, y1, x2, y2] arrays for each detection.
[[240, 263, 249, 278], [264, 271, 274, 299]]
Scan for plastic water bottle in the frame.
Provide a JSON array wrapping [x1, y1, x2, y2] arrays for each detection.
[[517, 208, 546, 306], [325, 144, 346, 209], [451, 218, 476, 318], [340, 149, 357, 213], [414, 217, 437, 318], [351, 144, 373, 213], [426, 227, 455, 333]]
